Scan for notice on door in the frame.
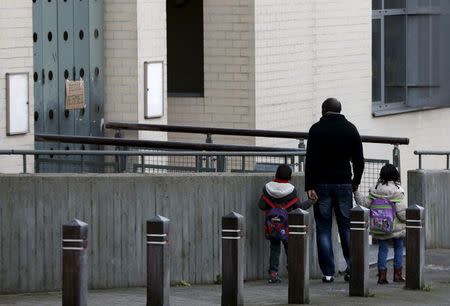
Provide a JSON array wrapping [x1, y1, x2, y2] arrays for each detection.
[[65, 79, 86, 110]]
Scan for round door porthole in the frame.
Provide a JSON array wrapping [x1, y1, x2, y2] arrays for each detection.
[[64, 110, 70, 118], [49, 109, 54, 119], [34, 111, 39, 121]]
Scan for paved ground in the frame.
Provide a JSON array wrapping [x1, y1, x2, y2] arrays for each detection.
[[1, 249, 449, 306]]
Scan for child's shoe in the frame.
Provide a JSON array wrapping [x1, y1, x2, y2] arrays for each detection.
[[377, 269, 389, 284], [268, 272, 282, 284], [393, 268, 405, 282]]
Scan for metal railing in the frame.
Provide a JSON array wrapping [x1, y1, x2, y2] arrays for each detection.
[[105, 122, 410, 146], [105, 122, 409, 174], [414, 151, 450, 170], [0, 149, 388, 195]]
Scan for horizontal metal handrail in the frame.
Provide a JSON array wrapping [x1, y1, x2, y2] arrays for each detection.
[[105, 122, 410, 145], [414, 150, 450, 170], [0, 150, 305, 157], [35, 134, 303, 152], [414, 150, 450, 155]]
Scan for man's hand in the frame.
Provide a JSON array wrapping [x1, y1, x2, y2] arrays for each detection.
[[307, 190, 318, 202]]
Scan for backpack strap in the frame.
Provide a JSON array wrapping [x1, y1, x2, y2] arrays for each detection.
[[282, 197, 298, 210], [261, 195, 276, 208]]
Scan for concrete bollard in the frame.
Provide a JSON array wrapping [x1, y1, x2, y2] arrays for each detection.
[[349, 205, 370, 297], [406, 205, 425, 290], [147, 215, 170, 306], [62, 219, 88, 306], [288, 208, 310, 304], [221, 212, 244, 306]]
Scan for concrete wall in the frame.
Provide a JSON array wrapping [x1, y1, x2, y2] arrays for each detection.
[[168, 0, 256, 146], [408, 170, 450, 249], [0, 173, 335, 294], [0, 1, 34, 173]]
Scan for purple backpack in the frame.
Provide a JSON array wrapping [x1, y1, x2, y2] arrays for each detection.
[[370, 198, 396, 235]]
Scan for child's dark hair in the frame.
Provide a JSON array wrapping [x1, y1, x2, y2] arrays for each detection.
[[377, 163, 400, 187], [276, 164, 292, 181]]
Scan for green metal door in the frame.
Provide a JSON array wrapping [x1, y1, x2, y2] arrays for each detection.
[[32, 0, 104, 172]]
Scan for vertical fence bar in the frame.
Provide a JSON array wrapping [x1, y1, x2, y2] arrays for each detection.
[[36, 155, 40, 173], [221, 212, 244, 306], [241, 156, 246, 173], [446, 154, 449, 170], [22, 154, 27, 173], [288, 208, 310, 304], [80, 155, 84, 173], [298, 139, 305, 172], [418, 154, 422, 170], [141, 155, 145, 173], [406, 205, 425, 290], [349, 206, 370, 297], [147, 215, 170, 306], [62, 219, 88, 306], [393, 144, 401, 174]]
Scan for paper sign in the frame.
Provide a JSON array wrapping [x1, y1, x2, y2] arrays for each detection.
[[65, 79, 86, 109]]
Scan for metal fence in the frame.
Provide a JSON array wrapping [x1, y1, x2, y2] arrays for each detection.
[[0, 149, 388, 194]]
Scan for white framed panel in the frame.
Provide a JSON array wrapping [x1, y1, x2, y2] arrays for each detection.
[[144, 61, 164, 119], [6, 73, 29, 135]]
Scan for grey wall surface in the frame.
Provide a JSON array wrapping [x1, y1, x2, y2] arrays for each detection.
[[0, 173, 341, 294], [408, 170, 450, 249]]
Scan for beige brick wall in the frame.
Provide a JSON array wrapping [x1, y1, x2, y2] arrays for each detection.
[[137, 0, 167, 142], [104, 0, 167, 141], [168, 0, 255, 146], [254, 0, 315, 148], [104, 0, 139, 139], [0, 0, 34, 173]]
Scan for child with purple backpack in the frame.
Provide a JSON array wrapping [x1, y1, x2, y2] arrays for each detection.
[[354, 164, 407, 284], [258, 164, 315, 283]]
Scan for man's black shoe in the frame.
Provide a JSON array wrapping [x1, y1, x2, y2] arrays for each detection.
[[322, 276, 334, 283], [344, 272, 351, 282]]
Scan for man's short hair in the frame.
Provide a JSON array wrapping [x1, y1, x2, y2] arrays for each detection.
[[322, 98, 342, 116]]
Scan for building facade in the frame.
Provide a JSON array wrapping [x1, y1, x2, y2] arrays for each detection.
[[1, 0, 449, 181]]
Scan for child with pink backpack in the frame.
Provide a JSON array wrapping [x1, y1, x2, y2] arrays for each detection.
[[354, 164, 407, 284]]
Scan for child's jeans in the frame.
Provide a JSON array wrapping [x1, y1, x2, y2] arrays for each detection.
[[377, 238, 404, 270], [269, 239, 288, 273]]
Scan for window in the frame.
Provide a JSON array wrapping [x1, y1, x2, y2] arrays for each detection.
[[372, 0, 450, 116], [167, 0, 204, 96]]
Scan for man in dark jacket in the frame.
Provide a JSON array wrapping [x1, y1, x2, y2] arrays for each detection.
[[305, 98, 364, 283]]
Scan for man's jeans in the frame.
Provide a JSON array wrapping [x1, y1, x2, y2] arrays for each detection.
[[378, 238, 404, 270], [314, 184, 353, 276], [269, 239, 288, 273]]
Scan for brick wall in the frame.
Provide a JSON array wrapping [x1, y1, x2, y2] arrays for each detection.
[[103, 0, 139, 138], [0, 0, 34, 173], [104, 0, 167, 141], [136, 0, 167, 142], [254, 0, 315, 148], [168, 0, 255, 146]]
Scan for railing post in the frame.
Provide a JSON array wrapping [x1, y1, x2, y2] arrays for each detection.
[[22, 154, 27, 173], [446, 154, 449, 170], [62, 219, 88, 306], [393, 144, 401, 174], [349, 205, 370, 297], [206, 133, 213, 144], [221, 212, 244, 306], [147, 215, 170, 306], [288, 208, 310, 304], [418, 154, 422, 170], [298, 139, 305, 172], [217, 155, 226, 172], [141, 155, 145, 173], [406, 205, 425, 290]]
